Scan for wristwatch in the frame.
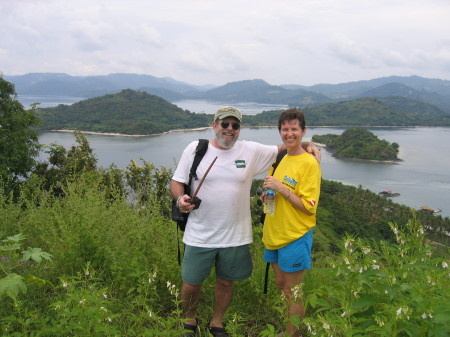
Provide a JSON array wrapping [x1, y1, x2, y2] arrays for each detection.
[[176, 195, 183, 208]]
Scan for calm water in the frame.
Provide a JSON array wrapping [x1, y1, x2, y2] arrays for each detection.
[[27, 96, 450, 218], [38, 127, 450, 218]]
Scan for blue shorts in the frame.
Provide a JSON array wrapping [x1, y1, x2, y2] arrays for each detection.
[[264, 230, 313, 272]]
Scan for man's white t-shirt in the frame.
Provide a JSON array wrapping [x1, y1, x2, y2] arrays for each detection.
[[172, 140, 278, 248]]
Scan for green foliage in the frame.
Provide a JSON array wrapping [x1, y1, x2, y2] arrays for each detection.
[[0, 233, 52, 300], [245, 97, 450, 127], [0, 75, 41, 194], [303, 215, 450, 336], [37, 89, 211, 135], [1, 134, 449, 336], [312, 128, 399, 161]]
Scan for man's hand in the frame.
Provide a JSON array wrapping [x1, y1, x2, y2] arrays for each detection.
[[306, 142, 321, 162]]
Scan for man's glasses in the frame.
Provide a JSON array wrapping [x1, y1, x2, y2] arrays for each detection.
[[219, 121, 241, 130]]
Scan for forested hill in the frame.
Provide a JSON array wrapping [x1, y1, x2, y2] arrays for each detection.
[[312, 128, 399, 161], [246, 97, 450, 127], [36, 89, 450, 135], [36, 89, 211, 135]]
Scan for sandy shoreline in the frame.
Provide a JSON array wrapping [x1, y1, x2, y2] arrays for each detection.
[[48, 125, 424, 137], [50, 127, 213, 137]]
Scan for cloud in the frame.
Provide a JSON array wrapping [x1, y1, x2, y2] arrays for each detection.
[[1, 0, 449, 85]]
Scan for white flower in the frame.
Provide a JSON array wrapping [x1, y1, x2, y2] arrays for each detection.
[[344, 258, 350, 265], [62, 281, 68, 288], [359, 267, 363, 273], [372, 264, 380, 270], [106, 317, 112, 322], [422, 313, 427, 319], [103, 293, 108, 299], [396, 307, 403, 316], [79, 299, 86, 305], [100, 306, 107, 312], [442, 262, 448, 269], [362, 247, 371, 254], [341, 311, 347, 317], [148, 311, 153, 317], [323, 322, 330, 330]]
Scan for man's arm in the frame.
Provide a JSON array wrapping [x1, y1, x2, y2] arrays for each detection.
[[276, 142, 321, 162], [170, 180, 195, 212]]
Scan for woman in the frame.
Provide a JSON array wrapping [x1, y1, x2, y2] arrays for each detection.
[[262, 108, 321, 337]]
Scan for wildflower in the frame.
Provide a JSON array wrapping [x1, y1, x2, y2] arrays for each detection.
[[55, 304, 61, 310], [148, 310, 153, 317], [149, 271, 157, 283], [359, 267, 363, 273], [100, 306, 107, 312], [396, 307, 403, 316], [372, 263, 380, 270], [103, 293, 108, 299], [362, 247, 371, 254], [106, 317, 112, 322], [392, 227, 399, 235], [323, 322, 330, 330], [421, 313, 427, 319], [443, 262, 448, 269], [344, 257, 350, 265], [341, 311, 347, 317], [385, 290, 389, 295], [62, 281, 68, 288], [79, 299, 86, 305]]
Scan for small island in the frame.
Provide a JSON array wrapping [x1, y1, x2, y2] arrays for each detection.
[[312, 127, 400, 161]]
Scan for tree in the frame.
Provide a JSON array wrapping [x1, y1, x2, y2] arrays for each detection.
[[0, 75, 41, 193]]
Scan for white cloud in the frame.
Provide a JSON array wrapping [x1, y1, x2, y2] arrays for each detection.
[[1, 0, 449, 85]]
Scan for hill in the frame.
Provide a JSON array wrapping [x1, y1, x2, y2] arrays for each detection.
[[312, 128, 399, 161], [245, 97, 450, 127], [36, 89, 210, 135], [187, 79, 332, 107], [37, 90, 450, 134]]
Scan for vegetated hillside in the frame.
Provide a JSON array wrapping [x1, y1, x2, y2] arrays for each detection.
[[356, 82, 450, 112], [188, 79, 332, 107], [245, 97, 450, 127], [312, 128, 399, 161], [36, 89, 211, 135]]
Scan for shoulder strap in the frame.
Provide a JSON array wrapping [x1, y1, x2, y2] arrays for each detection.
[[189, 139, 209, 182], [271, 149, 287, 175]]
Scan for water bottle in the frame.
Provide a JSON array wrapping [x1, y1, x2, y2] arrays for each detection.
[[263, 189, 276, 214]]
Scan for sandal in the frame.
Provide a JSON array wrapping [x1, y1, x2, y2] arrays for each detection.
[[183, 318, 200, 337], [209, 326, 229, 337]]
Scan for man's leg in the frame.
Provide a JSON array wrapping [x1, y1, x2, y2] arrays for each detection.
[[181, 281, 202, 325], [209, 276, 234, 328]]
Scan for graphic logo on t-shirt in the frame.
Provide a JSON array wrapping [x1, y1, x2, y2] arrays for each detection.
[[283, 175, 298, 189], [234, 160, 246, 168]]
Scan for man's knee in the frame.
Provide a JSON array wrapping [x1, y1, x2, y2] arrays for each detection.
[[216, 276, 233, 289]]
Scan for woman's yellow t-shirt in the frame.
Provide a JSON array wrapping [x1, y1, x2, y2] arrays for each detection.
[[262, 152, 321, 250]]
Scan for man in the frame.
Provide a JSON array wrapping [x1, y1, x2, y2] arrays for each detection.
[[170, 106, 319, 337]]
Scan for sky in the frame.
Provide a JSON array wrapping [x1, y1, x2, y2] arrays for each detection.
[[1, 0, 450, 87]]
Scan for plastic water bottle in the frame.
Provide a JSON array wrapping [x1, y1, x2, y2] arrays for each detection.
[[263, 189, 276, 214]]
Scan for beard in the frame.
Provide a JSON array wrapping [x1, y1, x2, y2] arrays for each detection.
[[215, 131, 238, 149]]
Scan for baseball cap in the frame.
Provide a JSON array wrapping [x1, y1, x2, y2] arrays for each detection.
[[214, 106, 242, 123]]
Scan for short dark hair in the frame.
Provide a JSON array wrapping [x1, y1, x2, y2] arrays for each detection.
[[278, 107, 306, 131]]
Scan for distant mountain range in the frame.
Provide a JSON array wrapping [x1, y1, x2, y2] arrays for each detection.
[[5, 72, 450, 112]]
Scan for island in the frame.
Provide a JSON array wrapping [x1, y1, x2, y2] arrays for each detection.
[[312, 128, 400, 161]]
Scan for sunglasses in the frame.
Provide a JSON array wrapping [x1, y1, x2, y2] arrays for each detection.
[[219, 121, 241, 130]]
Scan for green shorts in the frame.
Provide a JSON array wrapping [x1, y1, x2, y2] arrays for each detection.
[[182, 245, 253, 285]]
